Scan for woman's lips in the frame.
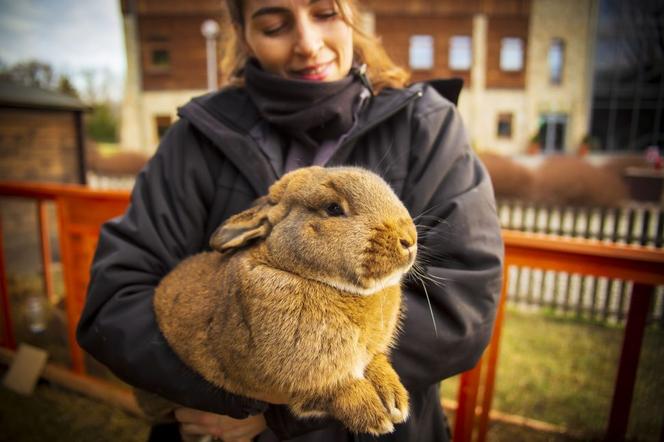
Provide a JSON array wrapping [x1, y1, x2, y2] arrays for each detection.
[[290, 61, 333, 81]]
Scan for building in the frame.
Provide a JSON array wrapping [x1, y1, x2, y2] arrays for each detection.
[[364, 0, 598, 155], [120, 0, 225, 152], [0, 80, 88, 183], [120, 0, 599, 155]]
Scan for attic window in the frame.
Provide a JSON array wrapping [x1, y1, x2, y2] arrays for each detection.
[[409, 35, 434, 70], [151, 49, 170, 68], [500, 37, 524, 72], [449, 36, 472, 71]]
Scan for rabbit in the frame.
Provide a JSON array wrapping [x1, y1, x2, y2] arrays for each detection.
[[151, 166, 417, 435]]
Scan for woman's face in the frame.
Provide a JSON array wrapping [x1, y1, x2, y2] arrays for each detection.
[[241, 0, 354, 82]]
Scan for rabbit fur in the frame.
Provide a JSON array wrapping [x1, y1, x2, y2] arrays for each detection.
[[151, 166, 417, 435]]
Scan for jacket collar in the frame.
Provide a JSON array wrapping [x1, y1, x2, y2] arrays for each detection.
[[178, 85, 422, 195]]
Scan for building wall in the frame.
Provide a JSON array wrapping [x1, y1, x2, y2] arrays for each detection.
[[139, 14, 224, 91], [0, 108, 81, 183], [119, 0, 596, 156], [525, 0, 598, 152], [120, 0, 223, 151], [458, 0, 596, 154], [374, 15, 474, 86]]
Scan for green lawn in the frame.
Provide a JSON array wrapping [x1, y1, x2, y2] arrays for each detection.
[[441, 308, 664, 440]]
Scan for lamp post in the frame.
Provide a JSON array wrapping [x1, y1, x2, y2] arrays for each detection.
[[201, 19, 220, 91]]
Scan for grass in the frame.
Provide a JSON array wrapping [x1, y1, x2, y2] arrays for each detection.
[[441, 307, 664, 440]]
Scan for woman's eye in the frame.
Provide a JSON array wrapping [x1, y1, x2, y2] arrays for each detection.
[[325, 203, 345, 217], [316, 10, 338, 20], [263, 24, 286, 36]]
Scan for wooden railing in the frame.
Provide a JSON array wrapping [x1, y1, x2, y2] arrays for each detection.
[[454, 231, 664, 442], [0, 181, 129, 372], [1, 181, 663, 441]]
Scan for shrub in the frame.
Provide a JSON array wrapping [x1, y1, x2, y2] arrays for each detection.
[[86, 146, 148, 177], [532, 156, 627, 207], [479, 152, 534, 200]]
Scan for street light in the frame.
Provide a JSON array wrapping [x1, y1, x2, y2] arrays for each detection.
[[201, 19, 220, 91]]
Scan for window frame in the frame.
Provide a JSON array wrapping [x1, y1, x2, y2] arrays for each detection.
[[497, 113, 514, 139], [499, 37, 524, 72], [409, 35, 435, 71], [449, 35, 473, 71], [549, 38, 565, 85]]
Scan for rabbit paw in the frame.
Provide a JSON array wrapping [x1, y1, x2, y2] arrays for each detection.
[[368, 374, 409, 423], [331, 378, 395, 435], [365, 355, 410, 424]]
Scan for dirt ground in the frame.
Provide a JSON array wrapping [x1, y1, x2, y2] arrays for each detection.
[[0, 375, 150, 442], [0, 377, 581, 442]]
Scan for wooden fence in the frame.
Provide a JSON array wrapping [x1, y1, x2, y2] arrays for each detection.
[[497, 200, 664, 326], [1, 182, 664, 442]]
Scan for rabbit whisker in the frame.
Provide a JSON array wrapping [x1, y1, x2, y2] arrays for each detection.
[[413, 274, 438, 337]]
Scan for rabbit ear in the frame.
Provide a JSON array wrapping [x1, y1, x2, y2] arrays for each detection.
[[210, 197, 273, 252]]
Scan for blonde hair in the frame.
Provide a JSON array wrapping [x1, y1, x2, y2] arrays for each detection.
[[220, 0, 410, 92]]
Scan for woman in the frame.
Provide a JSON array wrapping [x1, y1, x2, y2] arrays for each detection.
[[77, 0, 503, 441]]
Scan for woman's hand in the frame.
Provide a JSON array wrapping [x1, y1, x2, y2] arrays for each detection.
[[176, 408, 267, 442]]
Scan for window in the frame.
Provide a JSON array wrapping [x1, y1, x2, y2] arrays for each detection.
[[540, 113, 568, 151], [549, 38, 565, 85], [152, 50, 169, 66], [497, 113, 513, 138], [449, 36, 472, 71], [155, 115, 172, 140], [151, 49, 170, 68], [500, 37, 524, 72], [409, 35, 434, 70]]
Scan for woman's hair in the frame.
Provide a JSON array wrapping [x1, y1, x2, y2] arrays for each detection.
[[220, 0, 410, 92]]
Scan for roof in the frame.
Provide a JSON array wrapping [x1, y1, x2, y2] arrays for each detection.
[[0, 80, 88, 112]]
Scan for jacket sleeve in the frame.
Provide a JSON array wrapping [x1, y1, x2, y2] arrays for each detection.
[[76, 120, 268, 418], [394, 85, 504, 391]]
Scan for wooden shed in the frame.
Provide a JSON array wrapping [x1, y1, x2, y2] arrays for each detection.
[[0, 80, 88, 184]]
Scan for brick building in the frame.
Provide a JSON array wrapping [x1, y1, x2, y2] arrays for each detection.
[[119, 0, 599, 155], [0, 80, 87, 183], [119, 0, 225, 151]]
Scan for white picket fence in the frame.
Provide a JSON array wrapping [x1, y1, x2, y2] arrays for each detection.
[[498, 200, 664, 326], [86, 173, 136, 190]]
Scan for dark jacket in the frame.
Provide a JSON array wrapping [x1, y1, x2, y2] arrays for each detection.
[[77, 82, 504, 441]]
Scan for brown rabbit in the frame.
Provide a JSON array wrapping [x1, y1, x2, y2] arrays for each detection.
[[152, 166, 416, 435]]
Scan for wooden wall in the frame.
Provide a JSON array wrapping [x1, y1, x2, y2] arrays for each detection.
[[486, 16, 529, 88], [0, 108, 82, 183], [363, 0, 530, 16], [139, 14, 225, 91], [375, 15, 474, 85]]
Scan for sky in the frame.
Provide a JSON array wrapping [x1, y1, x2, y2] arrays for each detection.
[[0, 0, 125, 99]]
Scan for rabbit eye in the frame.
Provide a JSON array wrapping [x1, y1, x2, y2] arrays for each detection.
[[325, 203, 345, 217]]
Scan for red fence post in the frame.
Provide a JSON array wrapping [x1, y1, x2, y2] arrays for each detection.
[[606, 283, 654, 441], [477, 262, 511, 442], [0, 219, 16, 349], [454, 359, 482, 442], [37, 200, 57, 305]]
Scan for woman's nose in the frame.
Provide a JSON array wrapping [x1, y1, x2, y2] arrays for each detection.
[[294, 20, 323, 57]]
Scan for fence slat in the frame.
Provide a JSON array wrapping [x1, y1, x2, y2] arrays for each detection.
[[498, 200, 664, 326]]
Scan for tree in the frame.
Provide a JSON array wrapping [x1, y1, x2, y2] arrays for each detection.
[[57, 75, 79, 98], [86, 103, 118, 143], [0, 59, 57, 89]]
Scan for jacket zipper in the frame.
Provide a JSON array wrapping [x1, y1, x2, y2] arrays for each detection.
[[332, 88, 423, 161]]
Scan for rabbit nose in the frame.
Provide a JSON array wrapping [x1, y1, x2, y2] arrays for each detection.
[[400, 238, 414, 249]]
